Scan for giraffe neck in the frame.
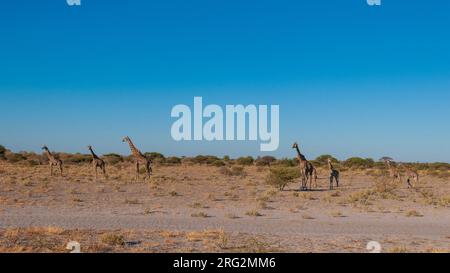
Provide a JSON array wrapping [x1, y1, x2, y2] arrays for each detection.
[[126, 139, 142, 157], [295, 146, 305, 162], [44, 150, 56, 161], [328, 161, 333, 171], [387, 161, 393, 170], [89, 148, 99, 159]]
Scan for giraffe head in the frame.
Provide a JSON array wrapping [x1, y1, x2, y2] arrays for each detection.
[[292, 142, 299, 149], [327, 158, 332, 163], [122, 136, 130, 143], [87, 145, 93, 150], [41, 145, 49, 151]]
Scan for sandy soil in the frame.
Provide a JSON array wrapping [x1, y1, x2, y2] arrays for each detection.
[[0, 162, 449, 253]]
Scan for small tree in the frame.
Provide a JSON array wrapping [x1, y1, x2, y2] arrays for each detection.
[[344, 157, 375, 168], [255, 156, 277, 166], [236, 156, 254, 166], [265, 167, 300, 191], [165, 156, 182, 165], [103, 153, 124, 165], [315, 155, 339, 165], [274, 158, 297, 167], [144, 152, 165, 163]]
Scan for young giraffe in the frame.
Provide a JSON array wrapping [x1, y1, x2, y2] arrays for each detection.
[[41, 146, 63, 176], [87, 145, 106, 179], [384, 159, 401, 183], [292, 142, 317, 191], [398, 163, 418, 189], [327, 158, 340, 190], [122, 136, 152, 181]]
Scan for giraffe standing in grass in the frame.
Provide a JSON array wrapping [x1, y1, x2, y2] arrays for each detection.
[[122, 136, 152, 181], [327, 158, 340, 190], [88, 145, 106, 179], [398, 163, 418, 189], [384, 159, 401, 183], [292, 142, 317, 191], [42, 146, 63, 176]]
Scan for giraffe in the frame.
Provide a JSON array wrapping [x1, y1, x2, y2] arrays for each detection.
[[327, 158, 340, 190], [87, 145, 106, 179], [384, 159, 401, 183], [122, 136, 152, 181], [292, 142, 317, 191], [41, 146, 63, 176], [398, 163, 418, 189]]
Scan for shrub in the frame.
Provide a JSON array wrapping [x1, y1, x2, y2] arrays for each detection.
[[236, 156, 254, 166], [165, 156, 182, 165], [212, 160, 226, 167], [219, 166, 246, 176], [219, 166, 233, 176], [60, 153, 91, 164], [255, 156, 277, 166], [344, 157, 375, 168], [274, 158, 297, 167], [193, 155, 221, 165], [223, 155, 230, 162], [103, 153, 123, 165], [144, 152, 165, 163], [265, 167, 300, 191], [314, 155, 339, 166], [5, 152, 26, 163], [26, 159, 40, 166], [100, 233, 125, 246], [231, 166, 246, 176]]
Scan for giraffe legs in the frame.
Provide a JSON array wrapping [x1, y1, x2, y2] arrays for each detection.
[[135, 162, 140, 182], [102, 164, 107, 178], [308, 172, 312, 191], [50, 164, 53, 177], [145, 161, 152, 180]]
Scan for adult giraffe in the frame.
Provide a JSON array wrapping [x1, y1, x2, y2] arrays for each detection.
[[41, 146, 63, 177], [122, 136, 152, 181], [292, 142, 317, 191], [87, 145, 106, 179]]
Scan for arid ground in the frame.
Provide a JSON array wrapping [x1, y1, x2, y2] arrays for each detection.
[[1, 161, 449, 253]]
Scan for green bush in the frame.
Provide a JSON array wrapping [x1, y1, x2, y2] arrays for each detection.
[[5, 152, 27, 163], [212, 160, 226, 167], [236, 156, 254, 166], [144, 152, 165, 163], [103, 153, 124, 165], [344, 157, 375, 168], [192, 155, 221, 165], [165, 156, 182, 165], [255, 156, 277, 166], [314, 155, 339, 166], [274, 158, 297, 167], [265, 167, 300, 191], [60, 153, 91, 164]]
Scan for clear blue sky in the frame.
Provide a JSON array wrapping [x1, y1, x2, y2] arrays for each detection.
[[1, 0, 449, 162]]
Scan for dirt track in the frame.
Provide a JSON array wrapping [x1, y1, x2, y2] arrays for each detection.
[[1, 163, 449, 252]]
